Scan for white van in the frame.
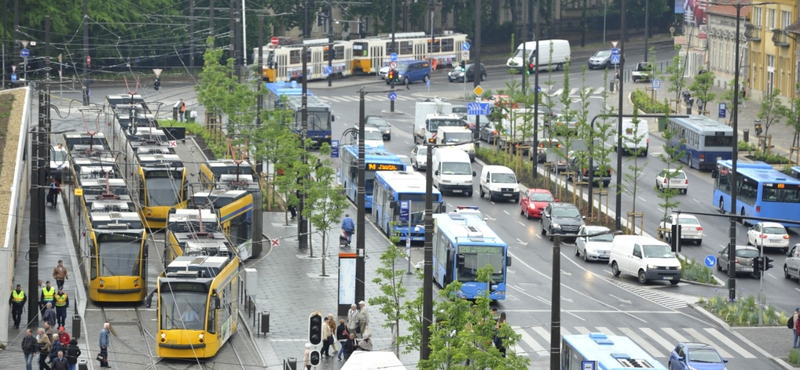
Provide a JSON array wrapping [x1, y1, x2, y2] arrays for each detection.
[[614, 118, 649, 156], [479, 165, 520, 203], [432, 148, 476, 196], [436, 126, 475, 162], [506, 40, 571, 71], [608, 235, 682, 285]]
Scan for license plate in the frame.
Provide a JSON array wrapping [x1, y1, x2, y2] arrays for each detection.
[[662, 277, 670, 280], [503, 193, 511, 197], [770, 239, 781, 242], [452, 189, 463, 193], [741, 267, 752, 272]]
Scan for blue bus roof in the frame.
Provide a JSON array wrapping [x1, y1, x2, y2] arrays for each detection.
[[375, 171, 440, 195], [342, 145, 405, 164], [264, 82, 314, 97], [433, 213, 506, 246], [718, 160, 800, 184], [670, 115, 733, 133], [563, 333, 668, 370]]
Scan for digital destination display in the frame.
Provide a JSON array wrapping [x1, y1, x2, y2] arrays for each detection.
[[367, 163, 400, 171], [459, 246, 501, 254], [161, 282, 207, 293]]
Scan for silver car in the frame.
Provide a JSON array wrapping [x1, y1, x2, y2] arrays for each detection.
[[575, 225, 614, 261], [717, 245, 761, 278], [588, 50, 623, 69], [410, 145, 428, 171]]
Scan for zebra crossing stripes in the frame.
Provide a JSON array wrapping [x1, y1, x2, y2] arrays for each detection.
[[602, 277, 696, 310], [618, 327, 663, 359], [640, 327, 675, 352], [663, 327, 689, 343], [703, 328, 756, 358], [547, 87, 606, 98], [512, 326, 548, 357], [684, 328, 732, 358], [317, 94, 416, 103]]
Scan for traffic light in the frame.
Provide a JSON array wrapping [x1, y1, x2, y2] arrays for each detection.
[[387, 70, 395, 85], [459, 60, 465, 71], [308, 313, 322, 345], [310, 350, 321, 366], [154, 77, 161, 91], [762, 256, 774, 271], [527, 63, 534, 75], [752, 256, 762, 272]]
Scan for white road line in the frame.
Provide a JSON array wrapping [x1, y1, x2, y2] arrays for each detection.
[[517, 238, 526, 245], [574, 327, 591, 335], [703, 328, 756, 358], [619, 327, 663, 359], [569, 88, 579, 95], [693, 199, 700, 203], [662, 328, 688, 343], [503, 210, 510, 215], [514, 326, 548, 357], [638, 196, 647, 202], [553, 88, 564, 96], [518, 221, 526, 227], [595, 327, 616, 336], [640, 328, 675, 352], [684, 328, 732, 358], [561, 327, 572, 336], [532, 326, 551, 345]]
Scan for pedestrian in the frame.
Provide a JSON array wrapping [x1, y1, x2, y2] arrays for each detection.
[[43, 303, 57, 328], [320, 317, 332, 358], [357, 301, 370, 337], [344, 333, 357, 360], [288, 204, 297, 219], [50, 351, 68, 370], [37, 328, 52, 370], [9, 283, 27, 329], [49, 333, 62, 365], [52, 260, 68, 291], [40, 281, 55, 314], [98, 322, 110, 368], [740, 86, 747, 108], [341, 214, 355, 245], [44, 322, 54, 337], [179, 99, 187, 122], [327, 314, 337, 353], [303, 343, 312, 370], [356, 333, 373, 351], [65, 339, 81, 370], [495, 312, 507, 357], [22, 328, 37, 370], [490, 307, 499, 323], [58, 327, 71, 347], [48, 178, 61, 208], [346, 303, 358, 335], [54, 289, 68, 328], [336, 318, 349, 361], [792, 308, 800, 348]]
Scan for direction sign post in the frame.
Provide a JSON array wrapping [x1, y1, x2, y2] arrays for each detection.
[[388, 92, 397, 101], [390, 53, 398, 62], [461, 50, 469, 62], [467, 102, 491, 116], [473, 85, 484, 97], [331, 140, 339, 158], [652, 79, 661, 89], [325, 66, 333, 75], [20, 48, 29, 58], [10, 74, 16, 82], [389, 61, 398, 70], [718, 103, 727, 119], [462, 42, 470, 51]]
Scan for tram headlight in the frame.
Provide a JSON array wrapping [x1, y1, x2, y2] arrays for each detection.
[[160, 333, 166, 342], [133, 279, 139, 287], [99, 280, 105, 286], [198, 334, 204, 343]]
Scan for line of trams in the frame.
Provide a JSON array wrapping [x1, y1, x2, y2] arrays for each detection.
[[56, 93, 263, 359]]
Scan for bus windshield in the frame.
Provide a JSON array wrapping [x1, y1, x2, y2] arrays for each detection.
[[99, 240, 140, 276], [457, 246, 505, 282], [146, 178, 183, 206], [762, 186, 800, 203], [159, 290, 207, 330], [441, 162, 472, 176]]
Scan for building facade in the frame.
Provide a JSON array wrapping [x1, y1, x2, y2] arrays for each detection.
[[746, 0, 797, 103], [706, 0, 750, 91]]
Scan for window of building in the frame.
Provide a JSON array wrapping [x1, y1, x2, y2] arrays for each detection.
[[768, 9, 776, 29], [782, 11, 792, 28], [753, 7, 763, 27], [767, 54, 775, 95]]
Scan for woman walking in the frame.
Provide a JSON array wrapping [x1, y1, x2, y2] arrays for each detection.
[[336, 319, 349, 361]]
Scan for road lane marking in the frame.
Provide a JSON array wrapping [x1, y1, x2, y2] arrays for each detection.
[[703, 328, 756, 358], [663, 328, 688, 343], [619, 327, 663, 359], [683, 328, 732, 358], [513, 326, 548, 357], [638, 196, 647, 202], [640, 328, 675, 352], [518, 221, 526, 227], [574, 327, 591, 335], [503, 210, 510, 215]]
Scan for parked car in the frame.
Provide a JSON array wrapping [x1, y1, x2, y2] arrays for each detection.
[[668, 343, 728, 370], [567, 156, 612, 187], [658, 213, 704, 245], [587, 50, 623, 69], [520, 188, 555, 219], [410, 145, 428, 171], [575, 225, 614, 262], [530, 138, 561, 163], [541, 202, 585, 241], [656, 169, 689, 194], [448, 63, 487, 83], [480, 121, 499, 144], [632, 62, 653, 82], [717, 245, 761, 278], [784, 243, 800, 280], [365, 115, 392, 140], [746, 221, 790, 252]]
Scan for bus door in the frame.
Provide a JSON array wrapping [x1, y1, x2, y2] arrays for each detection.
[[446, 248, 455, 284], [370, 44, 384, 74], [414, 43, 425, 62]]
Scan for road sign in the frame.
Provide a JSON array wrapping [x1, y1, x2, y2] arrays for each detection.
[[388, 91, 397, 101], [461, 50, 469, 61], [704, 255, 717, 268], [20, 48, 29, 58], [325, 66, 333, 74], [390, 53, 398, 61], [462, 42, 470, 50], [719, 103, 727, 119], [473, 85, 484, 96], [272, 239, 280, 247], [331, 140, 339, 158], [611, 48, 620, 56], [168, 140, 177, 148], [271, 36, 280, 45], [467, 102, 491, 116], [399, 200, 410, 222], [652, 78, 662, 89], [10, 74, 16, 82], [537, 86, 542, 93], [611, 55, 620, 65], [389, 61, 398, 70], [611, 41, 618, 48]]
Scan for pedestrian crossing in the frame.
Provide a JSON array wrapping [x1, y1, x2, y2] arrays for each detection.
[[602, 277, 698, 310], [313, 87, 612, 104], [510, 325, 758, 360]]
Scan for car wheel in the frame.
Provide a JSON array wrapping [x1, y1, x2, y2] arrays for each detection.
[[423, 75, 429, 83], [481, 73, 486, 81], [480, 188, 485, 198], [696, 239, 702, 245], [682, 188, 687, 194], [605, 61, 611, 69], [611, 261, 621, 277], [717, 262, 722, 271], [688, 156, 693, 169], [785, 265, 791, 279], [575, 246, 580, 256], [467, 191, 473, 197], [548, 229, 554, 241], [583, 250, 588, 262], [386, 135, 391, 141], [404, 77, 410, 85], [670, 279, 680, 285], [541, 224, 546, 235], [637, 270, 648, 284], [448, 78, 453, 83]]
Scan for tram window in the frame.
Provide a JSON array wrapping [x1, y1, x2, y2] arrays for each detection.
[[428, 39, 440, 53], [159, 292, 207, 330], [441, 38, 454, 52], [334, 45, 344, 60], [290, 50, 301, 64], [400, 41, 413, 55], [385, 42, 393, 56]]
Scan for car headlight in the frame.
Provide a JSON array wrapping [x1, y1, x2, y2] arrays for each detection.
[[647, 264, 656, 269], [677, 264, 682, 270], [552, 223, 561, 229], [465, 180, 472, 184], [383, 129, 391, 134]]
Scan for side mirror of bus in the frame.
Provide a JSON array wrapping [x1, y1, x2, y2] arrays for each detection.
[[332, 115, 335, 122], [145, 290, 154, 308], [506, 257, 512, 267], [435, 170, 440, 176], [214, 297, 221, 310], [472, 171, 476, 177], [456, 254, 465, 268], [711, 169, 718, 178]]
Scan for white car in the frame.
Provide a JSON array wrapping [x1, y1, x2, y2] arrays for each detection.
[[655, 169, 688, 194], [359, 126, 385, 148], [379, 65, 390, 79], [747, 221, 790, 252], [396, 155, 412, 169], [575, 225, 614, 262], [658, 213, 704, 245], [410, 145, 428, 171]]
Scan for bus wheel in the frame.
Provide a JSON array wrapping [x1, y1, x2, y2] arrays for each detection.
[[688, 156, 693, 169], [718, 197, 724, 212]]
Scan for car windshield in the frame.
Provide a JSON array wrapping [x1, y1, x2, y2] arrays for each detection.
[[491, 173, 517, 184], [441, 162, 472, 176], [552, 207, 580, 218], [529, 192, 554, 202], [763, 227, 786, 234], [737, 249, 759, 258], [677, 217, 700, 225], [416, 147, 427, 156], [688, 349, 724, 363], [367, 118, 389, 128], [365, 130, 383, 141], [594, 50, 611, 57], [642, 244, 674, 258], [588, 231, 614, 242], [444, 132, 473, 143]]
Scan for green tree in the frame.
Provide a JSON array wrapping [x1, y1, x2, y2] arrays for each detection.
[[688, 70, 716, 116], [369, 244, 413, 356], [621, 109, 648, 214], [757, 89, 788, 153], [657, 119, 686, 223], [785, 83, 800, 149], [720, 79, 746, 125], [666, 46, 688, 112], [399, 283, 425, 354]]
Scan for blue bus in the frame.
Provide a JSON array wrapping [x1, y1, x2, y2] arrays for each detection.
[[264, 82, 334, 146], [340, 145, 406, 210], [372, 171, 445, 241], [791, 166, 800, 180], [562, 333, 668, 370], [666, 115, 733, 170], [431, 212, 511, 300], [713, 159, 800, 226]]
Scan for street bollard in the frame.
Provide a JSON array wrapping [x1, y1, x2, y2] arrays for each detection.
[[72, 314, 81, 339], [261, 310, 270, 334]]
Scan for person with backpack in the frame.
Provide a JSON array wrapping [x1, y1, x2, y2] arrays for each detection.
[[336, 318, 348, 361], [792, 308, 800, 348], [66, 339, 81, 370]]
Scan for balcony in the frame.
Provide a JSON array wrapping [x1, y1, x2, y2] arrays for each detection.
[[772, 29, 791, 47], [745, 24, 762, 41]]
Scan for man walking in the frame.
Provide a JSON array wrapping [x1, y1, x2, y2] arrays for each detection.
[[43, 303, 57, 328], [9, 284, 26, 329], [66, 339, 81, 370], [48, 178, 61, 207], [21, 328, 37, 370], [54, 289, 68, 328], [40, 281, 55, 314], [99, 322, 110, 368], [51, 350, 68, 370], [52, 261, 68, 291], [357, 301, 370, 337], [179, 99, 187, 122], [341, 214, 355, 245]]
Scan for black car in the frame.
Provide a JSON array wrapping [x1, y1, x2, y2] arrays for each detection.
[[365, 115, 392, 140], [567, 157, 612, 187], [541, 202, 585, 241], [448, 63, 487, 83], [479, 121, 499, 144]]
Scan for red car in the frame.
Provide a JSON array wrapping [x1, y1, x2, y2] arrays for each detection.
[[520, 188, 556, 219]]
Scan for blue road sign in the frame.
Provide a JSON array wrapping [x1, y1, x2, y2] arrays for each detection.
[[388, 92, 397, 101], [426, 79, 431, 87], [719, 103, 727, 119], [537, 86, 542, 93], [611, 55, 621, 65], [611, 48, 620, 56], [331, 140, 339, 158], [652, 78, 662, 89], [20, 48, 29, 58], [467, 102, 491, 116], [390, 53, 398, 61], [704, 255, 717, 268], [581, 361, 597, 370], [462, 42, 470, 51], [10, 73, 16, 82], [325, 66, 333, 74], [399, 200, 410, 222]]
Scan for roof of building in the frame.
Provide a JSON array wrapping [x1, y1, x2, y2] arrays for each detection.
[[706, 0, 750, 18], [786, 19, 800, 34]]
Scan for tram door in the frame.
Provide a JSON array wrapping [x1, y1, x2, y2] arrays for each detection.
[[370, 44, 384, 73]]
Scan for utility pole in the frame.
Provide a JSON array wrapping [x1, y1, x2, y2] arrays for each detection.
[[28, 120, 43, 328], [304, 1, 310, 38], [13, 0, 18, 71], [728, 3, 745, 301], [45, 16, 50, 81], [644, 0, 650, 62], [549, 236, 562, 370], [473, 0, 481, 141], [614, 0, 626, 230], [82, 0, 89, 105], [328, 0, 333, 87], [241, 0, 247, 66], [403, 0, 409, 32], [521, 1, 526, 95], [190, 0, 195, 72], [532, 3, 540, 180], [257, 14, 264, 127], [229, 0, 236, 74], [356, 88, 367, 307], [298, 47, 309, 249], [421, 141, 434, 361]]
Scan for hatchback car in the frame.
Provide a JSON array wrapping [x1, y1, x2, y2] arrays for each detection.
[[747, 221, 790, 252], [365, 115, 392, 140], [668, 343, 728, 370], [656, 169, 689, 194], [520, 188, 555, 219], [448, 63, 487, 83], [658, 213, 704, 245], [541, 202, 585, 241], [480, 121, 499, 144], [410, 145, 428, 171], [717, 245, 761, 277], [587, 50, 624, 69], [575, 225, 614, 262]]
